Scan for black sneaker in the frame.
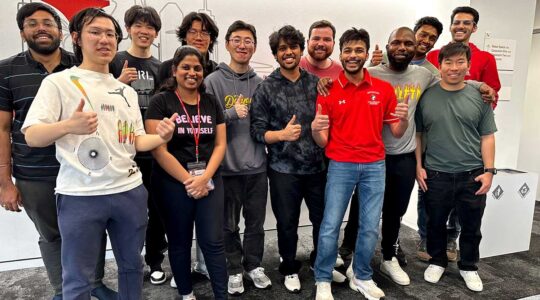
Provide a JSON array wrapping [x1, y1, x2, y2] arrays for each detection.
[[150, 268, 167, 285], [395, 244, 408, 267]]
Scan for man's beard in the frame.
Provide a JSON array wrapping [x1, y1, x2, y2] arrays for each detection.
[[27, 36, 61, 55]]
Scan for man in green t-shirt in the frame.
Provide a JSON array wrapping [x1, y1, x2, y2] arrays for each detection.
[[415, 42, 496, 293]]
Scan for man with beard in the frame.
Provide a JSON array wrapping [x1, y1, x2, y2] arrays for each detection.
[[299, 20, 342, 79], [312, 27, 409, 300], [0, 3, 115, 300], [250, 25, 326, 293]]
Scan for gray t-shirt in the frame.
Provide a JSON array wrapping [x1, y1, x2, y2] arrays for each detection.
[[415, 84, 497, 173], [368, 64, 439, 154]]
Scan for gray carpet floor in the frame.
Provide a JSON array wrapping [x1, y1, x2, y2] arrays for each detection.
[[1, 203, 539, 300]]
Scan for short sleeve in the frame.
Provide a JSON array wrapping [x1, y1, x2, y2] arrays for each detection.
[[21, 77, 62, 134], [0, 65, 13, 112], [145, 92, 169, 121], [478, 103, 497, 136]]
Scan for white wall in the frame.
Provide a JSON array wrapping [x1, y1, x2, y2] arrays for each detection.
[[518, 1, 540, 200]]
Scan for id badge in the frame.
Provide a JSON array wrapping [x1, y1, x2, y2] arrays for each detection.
[[186, 161, 215, 191]]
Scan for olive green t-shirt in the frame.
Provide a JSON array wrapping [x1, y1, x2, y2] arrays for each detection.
[[415, 83, 497, 172]]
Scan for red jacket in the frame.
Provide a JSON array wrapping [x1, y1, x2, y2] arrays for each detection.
[[427, 43, 501, 109]]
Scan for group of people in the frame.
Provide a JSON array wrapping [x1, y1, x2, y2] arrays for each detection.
[[0, 2, 500, 300]]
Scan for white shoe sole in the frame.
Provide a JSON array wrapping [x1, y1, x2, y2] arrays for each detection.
[[349, 280, 382, 300], [245, 274, 272, 289], [380, 266, 410, 286]]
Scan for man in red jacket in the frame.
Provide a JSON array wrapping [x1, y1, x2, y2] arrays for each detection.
[[427, 6, 500, 108]]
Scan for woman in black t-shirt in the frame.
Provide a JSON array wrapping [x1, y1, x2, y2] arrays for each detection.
[[145, 46, 226, 300]]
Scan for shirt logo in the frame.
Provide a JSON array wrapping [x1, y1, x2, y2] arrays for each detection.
[[368, 94, 380, 105], [338, 99, 346, 105]]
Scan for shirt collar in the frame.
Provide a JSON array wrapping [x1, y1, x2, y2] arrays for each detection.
[[337, 68, 373, 88]]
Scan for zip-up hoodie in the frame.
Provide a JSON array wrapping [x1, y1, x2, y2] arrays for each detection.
[[250, 68, 325, 175], [204, 62, 266, 175]]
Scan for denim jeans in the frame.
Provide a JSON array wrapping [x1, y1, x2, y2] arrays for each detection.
[[315, 160, 385, 282], [223, 172, 268, 274], [424, 168, 486, 271]]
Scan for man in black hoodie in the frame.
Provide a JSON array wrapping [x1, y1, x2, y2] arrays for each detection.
[[250, 25, 326, 293], [205, 20, 270, 296]]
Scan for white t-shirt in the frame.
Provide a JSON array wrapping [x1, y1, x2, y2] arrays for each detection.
[[22, 66, 145, 196]]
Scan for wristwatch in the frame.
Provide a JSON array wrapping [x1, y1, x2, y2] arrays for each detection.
[[484, 168, 497, 175]]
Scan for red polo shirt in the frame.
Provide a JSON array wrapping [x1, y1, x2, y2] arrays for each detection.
[[427, 43, 501, 108], [317, 69, 398, 163]]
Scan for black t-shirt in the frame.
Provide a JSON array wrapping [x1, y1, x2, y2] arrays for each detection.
[[109, 51, 160, 114], [146, 90, 224, 169]]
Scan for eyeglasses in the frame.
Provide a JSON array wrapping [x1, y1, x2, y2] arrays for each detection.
[[85, 29, 118, 40], [452, 20, 475, 26], [23, 19, 57, 30], [187, 29, 210, 39], [228, 38, 255, 47]]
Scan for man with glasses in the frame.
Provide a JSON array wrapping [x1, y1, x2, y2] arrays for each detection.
[[0, 3, 115, 299], [204, 20, 271, 296], [426, 6, 501, 262]]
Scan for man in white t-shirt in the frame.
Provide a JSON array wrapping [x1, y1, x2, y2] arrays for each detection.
[[22, 8, 175, 299]]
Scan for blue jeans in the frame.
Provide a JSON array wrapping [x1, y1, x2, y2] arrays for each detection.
[[315, 160, 385, 282]]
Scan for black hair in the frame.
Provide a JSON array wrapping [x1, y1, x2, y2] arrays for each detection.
[[159, 46, 206, 93], [413, 16, 443, 36], [124, 5, 161, 32], [438, 42, 471, 65], [225, 20, 257, 45], [308, 20, 336, 40], [17, 2, 62, 31], [451, 6, 479, 25], [269, 25, 305, 56], [69, 8, 123, 63], [176, 12, 219, 53], [339, 27, 370, 52]]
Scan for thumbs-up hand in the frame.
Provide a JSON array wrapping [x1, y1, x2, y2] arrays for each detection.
[[281, 114, 301, 141], [117, 60, 138, 84], [311, 104, 329, 132], [391, 94, 410, 121], [156, 112, 178, 142], [67, 98, 98, 135], [370, 44, 383, 66], [234, 94, 248, 119]]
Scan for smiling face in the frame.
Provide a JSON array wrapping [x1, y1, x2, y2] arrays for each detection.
[[275, 38, 302, 71], [72, 16, 118, 67], [174, 54, 204, 92], [439, 52, 470, 86], [307, 26, 335, 62], [185, 20, 210, 55], [226, 29, 256, 65], [386, 29, 416, 71], [450, 12, 477, 43], [20, 10, 62, 55], [127, 20, 157, 50], [339, 40, 368, 75], [415, 24, 439, 56]]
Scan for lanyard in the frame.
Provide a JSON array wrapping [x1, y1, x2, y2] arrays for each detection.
[[175, 90, 201, 162]]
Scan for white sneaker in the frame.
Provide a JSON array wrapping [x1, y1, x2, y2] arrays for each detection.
[[380, 257, 410, 286], [246, 267, 272, 289], [349, 278, 385, 300], [228, 273, 244, 295], [181, 291, 196, 300], [460, 270, 483, 292], [346, 256, 354, 281], [284, 273, 301, 293], [315, 282, 334, 300], [332, 269, 346, 283], [150, 270, 167, 285], [335, 254, 344, 268], [424, 264, 445, 283], [170, 277, 177, 288]]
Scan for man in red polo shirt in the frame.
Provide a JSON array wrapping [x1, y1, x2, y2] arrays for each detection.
[[312, 28, 409, 300]]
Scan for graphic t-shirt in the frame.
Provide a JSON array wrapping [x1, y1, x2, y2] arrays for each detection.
[[145, 90, 224, 170], [21, 66, 145, 196]]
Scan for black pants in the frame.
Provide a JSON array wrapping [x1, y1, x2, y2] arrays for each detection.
[[424, 168, 486, 271], [152, 169, 227, 299], [137, 158, 168, 270], [381, 152, 416, 260], [268, 168, 325, 275], [223, 172, 268, 274]]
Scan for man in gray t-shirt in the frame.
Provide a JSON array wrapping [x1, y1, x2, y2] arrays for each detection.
[[415, 42, 496, 292]]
